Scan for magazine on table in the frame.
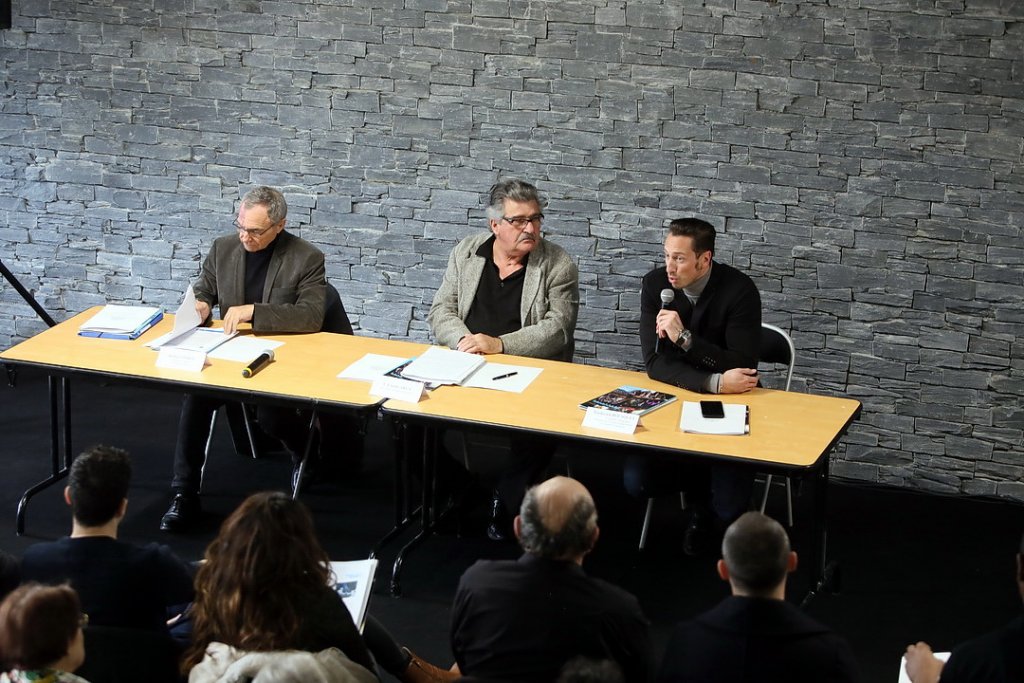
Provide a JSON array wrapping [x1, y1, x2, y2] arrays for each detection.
[[579, 385, 678, 416]]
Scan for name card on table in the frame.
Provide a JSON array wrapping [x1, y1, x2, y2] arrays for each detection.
[[156, 347, 207, 373], [582, 407, 640, 434], [371, 376, 426, 403]]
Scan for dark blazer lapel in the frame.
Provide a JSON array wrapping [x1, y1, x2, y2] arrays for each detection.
[[221, 238, 247, 310], [263, 232, 289, 304]]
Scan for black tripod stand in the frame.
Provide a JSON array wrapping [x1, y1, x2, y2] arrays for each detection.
[[1, 257, 71, 534]]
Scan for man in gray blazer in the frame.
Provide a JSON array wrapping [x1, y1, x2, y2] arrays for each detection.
[[160, 186, 326, 533], [428, 179, 580, 539]]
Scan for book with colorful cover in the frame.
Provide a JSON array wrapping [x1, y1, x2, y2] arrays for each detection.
[[579, 385, 677, 416]]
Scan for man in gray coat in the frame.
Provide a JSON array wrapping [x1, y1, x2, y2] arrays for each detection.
[[160, 186, 326, 533], [428, 179, 580, 539]]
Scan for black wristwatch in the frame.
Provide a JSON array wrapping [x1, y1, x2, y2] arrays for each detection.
[[675, 329, 692, 349]]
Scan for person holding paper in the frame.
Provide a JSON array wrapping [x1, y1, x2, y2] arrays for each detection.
[[427, 178, 580, 540], [160, 186, 327, 533], [904, 532, 1024, 683], [629, 217, 762, 555], [656, 512, 858, 683]]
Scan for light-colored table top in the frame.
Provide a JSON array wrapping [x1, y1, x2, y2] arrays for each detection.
[[0, 307, 431, 411], [2, 308, 860, 468], [382, 354, 861, 470]]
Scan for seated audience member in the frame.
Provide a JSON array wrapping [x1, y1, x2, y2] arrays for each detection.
[[0, 550, 17, 601], [182, 491, 453, 683], [656, 511, 858, 683], [0, 583, 89, 683], [904, 533, 1024, 683], [450, 476, 652, 682], [20, 445, 194, 634]]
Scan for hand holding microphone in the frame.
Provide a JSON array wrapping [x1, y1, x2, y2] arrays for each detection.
[[655, 288, 675, 354], [242, 349, 275, 378]]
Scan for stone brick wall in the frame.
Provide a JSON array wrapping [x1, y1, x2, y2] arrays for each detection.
[[1, 0, 1022, 499]]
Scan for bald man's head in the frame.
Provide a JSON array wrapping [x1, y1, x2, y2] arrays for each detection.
[[517, 477, 598, 561]]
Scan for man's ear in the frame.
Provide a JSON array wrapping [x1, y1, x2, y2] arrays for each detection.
[[787, 551, 798, 574], [1016, 554, 1023, 583], [717, 559, 730, 582], [586, 525, 600, 555], [513, 515, 522, 541], [116, 498, 128, 520], [63, 486, 73, 507]]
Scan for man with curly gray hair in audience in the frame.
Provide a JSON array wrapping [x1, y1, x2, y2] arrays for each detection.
[[449, 476, 652, 682]]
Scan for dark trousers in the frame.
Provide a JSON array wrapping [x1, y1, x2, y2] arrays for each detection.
[[623, 455, 754, 523], [170, 393, 311, 494]]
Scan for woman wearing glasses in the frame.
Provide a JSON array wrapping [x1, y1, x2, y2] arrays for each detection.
[[0, 583, 90, 683]]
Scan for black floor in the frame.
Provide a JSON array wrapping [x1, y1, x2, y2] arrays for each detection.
[[1, 367, 1021, 682]]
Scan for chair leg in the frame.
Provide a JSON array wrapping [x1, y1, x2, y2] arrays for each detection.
[[241, 406, 260, 459], [199, 411, 218, 494], [639, 498, 655, 551], [760, 474, 773, 514], [785, 477, 794, 527]]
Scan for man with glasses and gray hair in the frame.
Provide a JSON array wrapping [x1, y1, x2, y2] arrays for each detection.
[[160, 186, 327, 533], [428, 179, 580, 540]]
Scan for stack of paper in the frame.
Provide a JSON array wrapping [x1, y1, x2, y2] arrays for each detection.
[[400, 347, 486, 386], [329, 559, 379, 630], [146, 285, 236, 353], [679, 401, 749, 435], [78, 305, 163, 340]]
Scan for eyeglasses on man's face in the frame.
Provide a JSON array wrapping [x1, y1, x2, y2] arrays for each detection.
[[233, 219, 274, 238], [501, 213, 544, 230]]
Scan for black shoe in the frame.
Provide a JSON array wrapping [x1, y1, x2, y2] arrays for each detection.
[[486, 491, 509, 541], [683, 512, 713, 557], [160, 493, 201, 533]]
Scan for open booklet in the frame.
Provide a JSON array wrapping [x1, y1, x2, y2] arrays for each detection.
[[146, 285, 236, 354], [329, 559, 378, 631]]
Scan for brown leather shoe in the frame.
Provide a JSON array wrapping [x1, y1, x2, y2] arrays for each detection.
[[399, 647, 460, 683]]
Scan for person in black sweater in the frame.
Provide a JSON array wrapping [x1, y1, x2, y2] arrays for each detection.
[[20, 445, 194, 634]]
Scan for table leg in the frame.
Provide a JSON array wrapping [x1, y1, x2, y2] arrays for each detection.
[[17, 376, 73, 535], [800, 455, 840, 608], [390, 425, 438, 596], [369, 420, 422, 561]]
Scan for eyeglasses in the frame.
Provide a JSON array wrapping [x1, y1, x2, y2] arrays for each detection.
[[233, 219, 274, 238], [79, 613, 89, 628], [501, 213, 544, 230]]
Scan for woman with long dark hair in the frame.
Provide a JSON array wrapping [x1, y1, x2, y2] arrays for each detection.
[[183, 491, 455, 682]]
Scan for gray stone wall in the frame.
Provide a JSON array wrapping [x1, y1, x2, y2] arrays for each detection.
[[1, 0, 1022, 499]]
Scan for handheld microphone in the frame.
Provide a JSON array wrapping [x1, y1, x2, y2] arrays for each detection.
[[242, 349, 275, 378], [655, 288, 675, 354]]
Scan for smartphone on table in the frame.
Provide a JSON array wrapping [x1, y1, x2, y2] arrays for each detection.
[[700, 400, 725, 419]]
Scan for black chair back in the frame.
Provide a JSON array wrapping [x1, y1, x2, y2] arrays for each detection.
[[323, 282, 354, 335], [759, 325, 792, 365]]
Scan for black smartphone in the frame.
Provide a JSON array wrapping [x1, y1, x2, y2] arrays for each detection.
[[700, 400, 725, 419]]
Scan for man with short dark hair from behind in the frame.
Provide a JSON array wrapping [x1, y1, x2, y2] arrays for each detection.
[[656, 511, 858, 683], [20, 445, 194, 635], [904, 532, 1024, 683], [450, 476, 652, 682]]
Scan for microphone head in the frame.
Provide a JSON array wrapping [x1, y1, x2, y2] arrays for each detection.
[[264, 349, 275, 361], [660, 288, 675, 305]]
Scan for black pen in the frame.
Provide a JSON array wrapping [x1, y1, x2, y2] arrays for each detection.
[[492, 372, 518, 381]]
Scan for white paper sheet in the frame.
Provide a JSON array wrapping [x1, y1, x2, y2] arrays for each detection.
[[329, 559, 378, 630], [462, 363, 543, 393], [898, 652, 949, 683], [207, 336, 285, 362], [400, 347, 485, 385], [337, 354, 412, 382], [679, 401, 749, 435]]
